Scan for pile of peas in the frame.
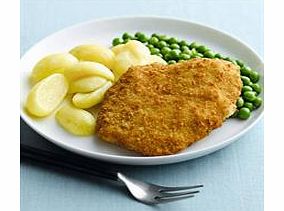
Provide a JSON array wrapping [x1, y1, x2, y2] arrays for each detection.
[[112, 32, 263, 120]]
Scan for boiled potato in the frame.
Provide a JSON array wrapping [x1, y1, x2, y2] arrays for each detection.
[[68, 76, 107, 93], [111, 44, 125, 55], [111, 40, 151, 80], [70, 44, 115, 69], [25, 73, 68, 117], [72, 81, 112, 109], [30, 53, 78, 84], [112, 40, 150, 58], [112, 51, 149, 80], [56, 104, 95, 136], [126, 40, 151, 59], [64, 61, 114, 81], [149, 55, 167, 65]]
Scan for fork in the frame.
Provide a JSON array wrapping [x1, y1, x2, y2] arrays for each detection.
[[21, 144, 203, 204]]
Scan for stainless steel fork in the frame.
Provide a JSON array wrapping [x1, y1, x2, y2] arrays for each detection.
[[118, 173, 203, 204], [21, 144, 203, 204]]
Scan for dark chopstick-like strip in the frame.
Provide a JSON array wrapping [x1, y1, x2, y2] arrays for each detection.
[[20, 144, 118, 181]]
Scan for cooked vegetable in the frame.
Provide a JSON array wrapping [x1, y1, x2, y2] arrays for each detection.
[[148, 55, 167, 65], [112, 38, 123, 46], [249, 70, 260, 83], [111, 40, 151, 79], [56, 104, 95, 136], [30, 53, 78, 84], [68, 76, 107, 93], [64, 61, 114, 81], [237, 97, 244, 108], [25, 73, 68, 117], [168, 60, 176, 64], [251, 83, 261, 94], [253, 97, 262, 108], [70, 44, 115, 69], [238, 107, 251, 120], [243, 91, 257, 102], [72, 81, 112, 109], [170, 43, 180, 49], [243, 102, 254, 111], [242, 85, 253, 93], [148, 37, 159, 45], [241, 76, 252, 86], [203, 51, 215, 58], [240, 66, 252, 76], [157, 41, 168, 49], [135, 32, 148, 43]]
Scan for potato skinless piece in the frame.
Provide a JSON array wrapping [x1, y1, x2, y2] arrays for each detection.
[[96, 58, 242, 156]]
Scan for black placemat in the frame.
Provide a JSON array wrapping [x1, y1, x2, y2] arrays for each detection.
[[20, 118, 120, 168]]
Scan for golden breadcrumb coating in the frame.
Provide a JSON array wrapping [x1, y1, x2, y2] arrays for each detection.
[[96, 58, 242, 156]]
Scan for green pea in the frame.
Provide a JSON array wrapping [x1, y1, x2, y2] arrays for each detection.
[[183, 49, 192, 55], [137, 34, 148, 43], [241, 76, 252, 86], [253, 97, 262, 108], [251, 83, 261, 94], [237, 97, 244, 108], [135, 32, 143, 38], [122, 33, 133, 40], [168, 37, 179, 44], [170, 43, 180, 49], [179, 53, 191, 60], [249, 71, 260, 83], [157, 41, 168, 49], [243, 102, 254, 111], [224, 57, 234, 63], [189, 42, 199, 49], [150, 48, 160, 55], [158, 35, 169, 41], [123, 38, 131, 44], [238, 107, 251, 120], [181, 45, 190, 51], [191, 48, 198, 54], [157, 53, 163, 57], [146, 44, 154, 49], [242, 85, 253, 93], [151, 33, 159, 38], [243, 91, 257, 102], [164, 53, 172, 61], [236, 60, 244, 67], [196, 45, 209, 53], [161, 47, 171, 56], [240, 66, 252, 76], [134, 32, 148, 43], [196, 53, 204, 58], [169, 49, 181, 59], [168, 60, 176, 64], [112, 38, 122, 46], [191, 53, 203, 58], [203, 51, 215, 58], [179, 40, 189, 46], [149, 37, 159, 45], [214, 53, 222, 59]]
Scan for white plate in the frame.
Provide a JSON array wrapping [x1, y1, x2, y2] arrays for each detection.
[[20, 17, 263, 165]]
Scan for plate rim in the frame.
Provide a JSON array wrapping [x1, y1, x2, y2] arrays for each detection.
[[20, 16, 264, 165]]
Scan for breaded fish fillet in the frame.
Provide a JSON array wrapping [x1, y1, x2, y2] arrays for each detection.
[[96, 58, 242, 156]]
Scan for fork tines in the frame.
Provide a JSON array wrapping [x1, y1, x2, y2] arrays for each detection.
[[156, 184, 203, 203]]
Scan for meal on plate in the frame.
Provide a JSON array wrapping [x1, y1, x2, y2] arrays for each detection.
[[23, 32, 262, 155]]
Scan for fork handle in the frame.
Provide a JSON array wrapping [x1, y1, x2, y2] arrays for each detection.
[[20, 144, 119, 181]]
